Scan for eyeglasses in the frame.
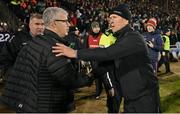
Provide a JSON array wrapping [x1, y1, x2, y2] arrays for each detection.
[[54, 19, 69, 24]]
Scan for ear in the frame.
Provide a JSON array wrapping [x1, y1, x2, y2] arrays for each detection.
[[50, 21, 56, 28], [122, 18, 128, 25]]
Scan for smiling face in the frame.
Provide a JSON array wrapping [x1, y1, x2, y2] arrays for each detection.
[[109, 14, 128, 33], [146, 25, 155, 32]]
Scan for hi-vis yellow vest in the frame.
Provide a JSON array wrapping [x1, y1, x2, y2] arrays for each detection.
[[162, 35, 170, 51], [10, 0, 20, 5], [99, 33, 116, 48]]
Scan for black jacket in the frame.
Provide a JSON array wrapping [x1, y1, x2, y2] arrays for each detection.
[[65, 32, 83, 50], [64, 32, 83, 71], [77, 25, 159, 100], [0, 29, 32, 73], [0, 29, 92, 112]]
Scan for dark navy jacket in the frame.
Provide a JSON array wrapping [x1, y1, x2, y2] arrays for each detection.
[[143, 30, 163, 62]]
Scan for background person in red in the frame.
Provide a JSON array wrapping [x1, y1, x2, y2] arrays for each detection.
[[83, 21, 104, 99], [142, 18, 163, 75]]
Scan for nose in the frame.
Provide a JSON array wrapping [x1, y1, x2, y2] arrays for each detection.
[[109, 20, 114, 25]]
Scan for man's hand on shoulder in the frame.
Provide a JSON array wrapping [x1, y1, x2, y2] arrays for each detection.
[[52, 43, 77, 58]]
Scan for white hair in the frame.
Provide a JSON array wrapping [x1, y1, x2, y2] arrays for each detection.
[[42, 7, 68, 27]]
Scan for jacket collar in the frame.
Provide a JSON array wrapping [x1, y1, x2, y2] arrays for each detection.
[[43, 29, 69, 45], [113, 24, 133, 39]]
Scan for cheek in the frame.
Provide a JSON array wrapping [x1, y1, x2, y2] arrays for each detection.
[[32, 26, 39, 31], [31, 27, 36, 32], [63, 27, 68, 34], [112, 27, 118, 33], [114, 24, 120, 31]]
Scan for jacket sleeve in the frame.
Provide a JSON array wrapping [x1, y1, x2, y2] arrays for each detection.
[[77, 33, 147, 61], [46, 52, 93, 88]]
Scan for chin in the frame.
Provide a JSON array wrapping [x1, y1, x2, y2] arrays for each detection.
[[112, 29, 117, 33]]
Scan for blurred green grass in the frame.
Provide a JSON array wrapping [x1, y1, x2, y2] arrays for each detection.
[[73, 63, 180, 113], [159, 74, 180, 112]]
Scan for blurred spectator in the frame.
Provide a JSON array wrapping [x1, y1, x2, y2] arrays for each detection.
[[158, 28, 173, 74], [65, 26, 83, 73], [170, 44, 180, 62], [84, 21, 104, 99], [169, 29, 179, 61], [143, 17, 163, 74], [99, 29, 122, 113], [170, 29, 178, 46], [69, 12, 78, 26], [132, 19, 141, 33], [64, 26, 83, 111]]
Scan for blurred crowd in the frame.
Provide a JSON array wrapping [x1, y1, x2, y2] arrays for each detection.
[[0, 0, 179, 59], [1, 0, 179, 35]]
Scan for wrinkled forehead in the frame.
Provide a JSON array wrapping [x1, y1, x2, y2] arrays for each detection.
[[110, 13, 118, 16], [56, 12, 68, 20], [109, 14, 122, 19], [30, 18, 44, 24], [29, 18, 44, 27]]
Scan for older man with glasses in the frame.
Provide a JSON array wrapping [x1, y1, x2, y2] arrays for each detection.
[[0, 7, 103, 113]]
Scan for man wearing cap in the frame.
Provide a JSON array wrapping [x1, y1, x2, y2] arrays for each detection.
[[52, 4, 161, 112], [143, 18, 163, 74]]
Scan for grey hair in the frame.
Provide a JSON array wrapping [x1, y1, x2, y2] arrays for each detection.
[[43, 7, 68, 27], [29, 13, 42, 20]]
